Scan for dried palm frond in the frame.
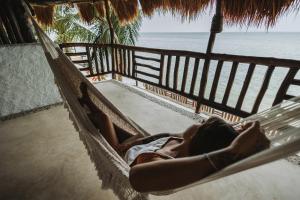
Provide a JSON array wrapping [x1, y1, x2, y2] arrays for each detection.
[[222, 0, 300, 27], [110, 0, 139, 25], [33, 5, 55, 26], [139, 0, 166, 17], [95, 1, 105, 18], [76, 2, 95, 24], [31, 0, 300, 27], [139, 0, 211, 20]]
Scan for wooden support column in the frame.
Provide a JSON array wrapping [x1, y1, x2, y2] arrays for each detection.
[[104, 0, 116, 79], [195, 0, 223, 113]]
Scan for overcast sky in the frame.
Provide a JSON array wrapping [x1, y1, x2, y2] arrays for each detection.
[[140, 11, 300, 32]]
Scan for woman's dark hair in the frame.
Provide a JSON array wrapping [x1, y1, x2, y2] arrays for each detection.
[[189, 117, 238, 156]]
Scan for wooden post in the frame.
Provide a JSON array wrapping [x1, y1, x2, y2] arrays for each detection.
[[0, 16, 11, 44], [104, 0, 116, 79], [195, 0, 223, 113]]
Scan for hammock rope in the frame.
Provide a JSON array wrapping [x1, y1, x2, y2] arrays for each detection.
[[31, 18, 300, 199]]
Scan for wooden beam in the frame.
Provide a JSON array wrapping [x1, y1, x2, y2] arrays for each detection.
[[5, 0, 24, 43], [14, 0, 36, 43], [159, 54, 165, 85], [196, 0, 223, 113], [0, 16, 11, 44], [0, 4, 17, 43], [104, 0, 115, 79], [28, 0, 102, 6], [206, 0, 223, 54]]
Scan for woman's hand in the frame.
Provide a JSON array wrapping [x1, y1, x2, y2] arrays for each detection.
[[118, 143, 132, 153], [229, 121, 270, 161]]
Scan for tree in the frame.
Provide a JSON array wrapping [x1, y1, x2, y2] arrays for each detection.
[[45, 5, 141, 45], [44, 6, 96, 44], [92, 10, 142, 45]]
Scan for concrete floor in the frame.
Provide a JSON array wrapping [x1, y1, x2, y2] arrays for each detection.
[[1, 80, 300, 200]]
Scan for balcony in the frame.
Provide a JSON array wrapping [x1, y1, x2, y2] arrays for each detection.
[[60, 42, 300, 122]]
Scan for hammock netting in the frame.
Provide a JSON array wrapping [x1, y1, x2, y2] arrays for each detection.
[[31, 18, 300, 200]]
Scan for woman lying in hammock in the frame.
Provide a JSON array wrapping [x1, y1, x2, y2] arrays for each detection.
[[79, 82, 270, 193]]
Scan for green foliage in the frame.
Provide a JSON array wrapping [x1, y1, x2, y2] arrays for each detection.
[[45, 5, 141, 45], [92, 10, 142, 45], [44, 6, 96, 43]]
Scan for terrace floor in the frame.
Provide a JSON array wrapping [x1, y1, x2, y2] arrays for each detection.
[[1, 80, 300, 200]]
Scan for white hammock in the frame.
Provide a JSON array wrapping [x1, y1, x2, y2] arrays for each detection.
[[31, 18, 300, 200]]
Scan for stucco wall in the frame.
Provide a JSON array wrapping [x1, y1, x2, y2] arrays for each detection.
[[0, 43, 62, 118]]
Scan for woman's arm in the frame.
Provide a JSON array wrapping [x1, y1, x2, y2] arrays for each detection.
[[129, 121, 270, 192], [129, 147, 234, 192]]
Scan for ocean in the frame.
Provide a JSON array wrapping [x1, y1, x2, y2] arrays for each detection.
[[136, 32, 300, 112]]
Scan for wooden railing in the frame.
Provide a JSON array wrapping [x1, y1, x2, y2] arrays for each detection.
[[60, 43, 300, 119]]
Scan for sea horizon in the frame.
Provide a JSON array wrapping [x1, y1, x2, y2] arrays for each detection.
[[135, 32, 300, 112], [137, 32, 300, 60], [140, 31, 300, 33]]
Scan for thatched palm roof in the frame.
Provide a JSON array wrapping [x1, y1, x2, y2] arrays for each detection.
[[29, 0, 300, 27]]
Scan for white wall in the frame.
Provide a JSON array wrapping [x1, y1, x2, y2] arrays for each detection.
[[0, 43, 62, 118]]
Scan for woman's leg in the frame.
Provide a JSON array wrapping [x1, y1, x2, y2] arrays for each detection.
[[91, 112, 121, 152], [79, 82, 142, 151]]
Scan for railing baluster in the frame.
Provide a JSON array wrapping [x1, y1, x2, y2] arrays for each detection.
[[119, 48, 123, 74], [159, 54, 165, 85], [115, 48, 119, 73], [195, 58, 211, 113], [86, 46, 93, 75], [222, 61, 239, 105], [93, 47, 100, 75], [110, 47, 116, 74], [127, 49, 131, 76], [209, 60, 224, 101], [99, 48, 105, 73], [122, 49, 127, 75], [235, 63, 256, 110], [104, 47, 109, 72], [181, 56, 190, 93], [173, 56, 180, 90], [273, 67, 298, 106], [166, 55, 172, 88], [189, 58, 200, 95], [132, 50, 136, 78], [251, 66, 275, 114], [111, 47, 115, 74], [122, 48, 126, 75]]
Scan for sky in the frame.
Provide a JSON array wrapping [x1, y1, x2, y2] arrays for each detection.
[[140, 11, 300, 32]]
